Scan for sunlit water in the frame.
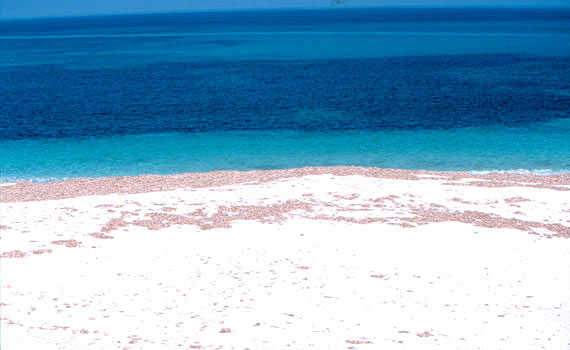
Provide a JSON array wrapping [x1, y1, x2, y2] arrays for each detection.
[[1, 8, 569, 181]]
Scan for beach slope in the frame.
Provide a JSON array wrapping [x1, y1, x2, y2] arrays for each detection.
[[1, 167, 569, 349]]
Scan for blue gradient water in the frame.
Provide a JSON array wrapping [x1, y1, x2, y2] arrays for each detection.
[[1, 8, 569, 181]]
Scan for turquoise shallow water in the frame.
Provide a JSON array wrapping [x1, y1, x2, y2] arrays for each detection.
[[2, 118, 569, 182], [1, 8, 569, 181]]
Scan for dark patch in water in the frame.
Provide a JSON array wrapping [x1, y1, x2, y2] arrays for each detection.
[[1, 54, 569, 140]]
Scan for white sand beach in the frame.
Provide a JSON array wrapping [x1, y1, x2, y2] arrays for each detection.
[[1, 167, 569, 349]]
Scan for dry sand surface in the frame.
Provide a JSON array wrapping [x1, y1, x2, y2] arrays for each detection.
[[1, 166, 569, 349]]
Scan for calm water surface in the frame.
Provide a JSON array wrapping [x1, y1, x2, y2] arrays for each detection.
[[1, 8, 569, 181]]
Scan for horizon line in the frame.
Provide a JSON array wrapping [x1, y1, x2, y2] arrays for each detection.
[[2, 5, 570, 21]]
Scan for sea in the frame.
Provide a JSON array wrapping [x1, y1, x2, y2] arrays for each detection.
[[1, 8, 569, 182]]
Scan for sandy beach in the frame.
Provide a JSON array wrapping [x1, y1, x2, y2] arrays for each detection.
[[1, 166, 569, 349]]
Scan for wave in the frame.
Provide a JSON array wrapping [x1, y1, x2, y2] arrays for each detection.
[[468, 169, 570, 176], [3, 168, 570, 184], [0, 176, 71, 183]]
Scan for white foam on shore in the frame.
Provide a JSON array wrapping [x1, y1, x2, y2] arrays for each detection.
[[3, 168, 570, 184], [0, 176, 71, 184], [469, 169, 570, 176]]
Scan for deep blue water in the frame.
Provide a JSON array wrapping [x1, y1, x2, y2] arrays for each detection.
[[1, 8, 569, 181]]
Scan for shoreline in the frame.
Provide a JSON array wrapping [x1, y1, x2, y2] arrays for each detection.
[[2, 166, 570, 203]]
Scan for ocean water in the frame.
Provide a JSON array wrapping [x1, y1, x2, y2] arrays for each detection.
[[1, 8, 569, 181]]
